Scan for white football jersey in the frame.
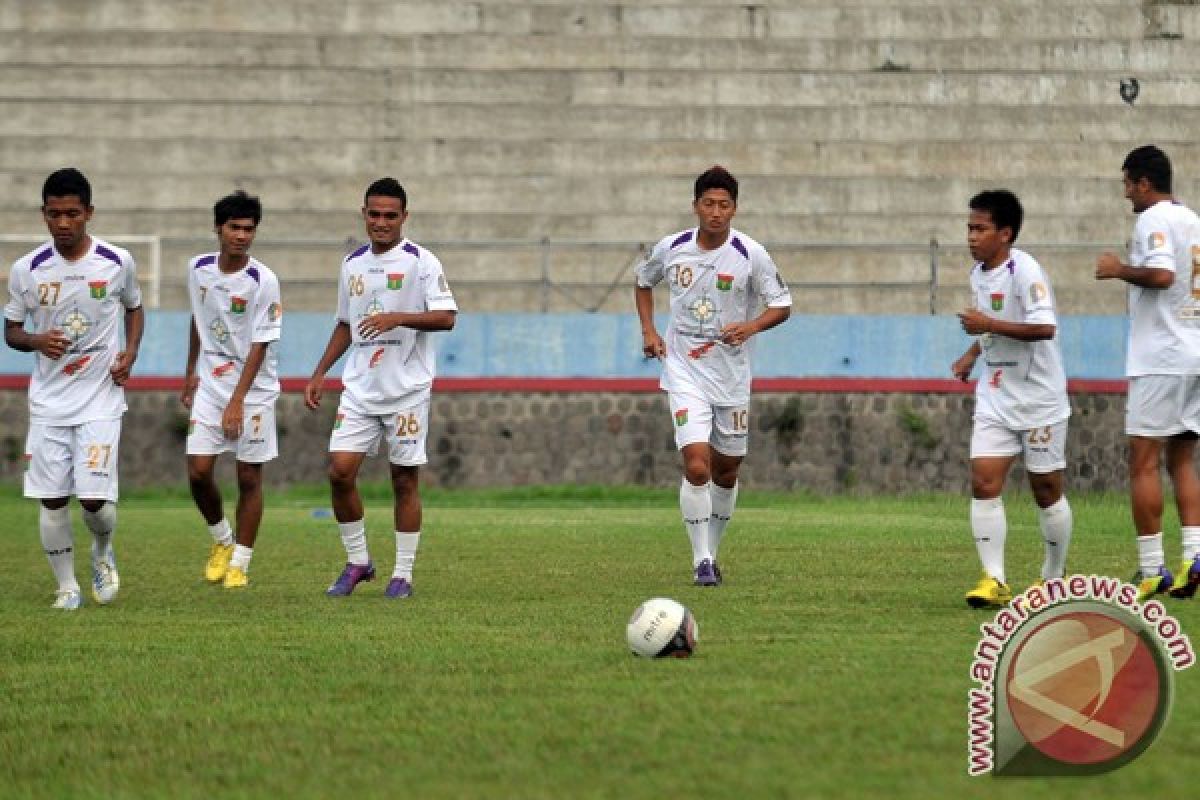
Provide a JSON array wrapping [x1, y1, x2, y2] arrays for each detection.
[[4, 237, 142, 425], [187, 253, 282, 413], [1125, 200, 1200, 376], [636, 228, 792, 406], [969, 248, 1069, 430], [336, 239, 457, 415]]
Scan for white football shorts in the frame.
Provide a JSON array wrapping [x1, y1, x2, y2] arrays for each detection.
[[667, 390, 749, 457], [186, 400, 278, 463], [1125, 374, 1200, 438], [329, 400, 429, 466], [970, 416, 1067, 474], [24, 418, 122, 501]]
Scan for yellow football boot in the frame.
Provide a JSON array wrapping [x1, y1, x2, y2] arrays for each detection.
[[222, 565, 249, 589], [965, 572, 1012, 609], [205, 542, 234, 583]]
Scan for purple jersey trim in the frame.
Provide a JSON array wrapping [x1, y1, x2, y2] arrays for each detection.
[[403, 241, 420, 258], [346, 244, 369, 262], [95, 244, 123, 266], [194, 254, 217, 269], [246, 266, 261, 283], [30, 247, 54, 271], [669, 230, 694, 249], [730, 236, 749, 260]]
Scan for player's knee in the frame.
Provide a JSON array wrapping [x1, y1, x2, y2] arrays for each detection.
[[328, 463, 356, 491], [236, 464, 262, 494], [187, 462, 212, 486], [971, 474, 1003, 499]]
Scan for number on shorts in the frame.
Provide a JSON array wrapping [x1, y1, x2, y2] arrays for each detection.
[[251, 414, 262, 436], [396, 412, 420, 437], [85, 444, 112, 470], [1028, 427, 1053, 445], [731, 409, 748, 431]]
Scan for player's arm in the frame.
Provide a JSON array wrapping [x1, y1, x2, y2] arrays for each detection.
[[357, 309, 456, 339], [957, 309, 1054, 342], [952, 341, 982, 382], [181, 317, 201, 409], [719, 305, 790, 347], [635, 285, 665, 359], [110, 304, 144, 386], [1094, 251, 1173, 288], [221, 341, 269, 438], [4, 318, 70, 358], [304, 321, 353, 410]]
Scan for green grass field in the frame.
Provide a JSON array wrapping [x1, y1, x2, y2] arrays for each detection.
[[1, 485, 1198, 799]]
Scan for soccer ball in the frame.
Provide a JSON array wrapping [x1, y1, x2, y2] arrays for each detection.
[[626, 597, 698, 658]]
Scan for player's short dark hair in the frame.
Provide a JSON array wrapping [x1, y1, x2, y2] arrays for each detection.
[[42, 168, 91, 207], [1123, 145, 1172, 194], [213, 190, 262, 227], [694, 165, 738, 203], [364, 177, 407, 210], [969, 189, 1023, 243]]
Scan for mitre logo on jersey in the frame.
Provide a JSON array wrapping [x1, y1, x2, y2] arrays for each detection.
[[990, 293, 1005, 311], [88, 281, 107, 299], [387, 273, 404, 290], [967, 576, 1194, 778], [62, 355, 91, 376], [715, 273, 734, 291], [1149, 232, 1167, 250], [212, 361, 237, 379], [674, 409, 688, 427], [230, 296, 247, 314]]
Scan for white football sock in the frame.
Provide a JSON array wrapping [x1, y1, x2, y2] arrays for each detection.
[[208, 518, 233, 547], [1037, 496, 1073, 581], [1137, 532, 1165, 574], [338, 520, 369, 566], [1182, 526, 1200, 562], [393, 531, 420, 580], [970, 497, 1007, 585], [40, 505, 79, 593], [231, 544, 253, 571], [680, 479, 712, 567], [82, 501, 116, 560], [708, 481, 738, 562]]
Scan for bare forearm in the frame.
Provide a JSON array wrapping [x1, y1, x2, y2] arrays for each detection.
[[1117, 264, 1174, 289], [391, 310, 456, 332], [983, 319, 1056, 342], [4, 320, 34, 352], [634, 286, 657, 334], [311, 322, 353, 378], [185, 318, 201, 376], [231, 342, 269, 402], [124, 306, 144, 357], [748, 306, 790, 335]]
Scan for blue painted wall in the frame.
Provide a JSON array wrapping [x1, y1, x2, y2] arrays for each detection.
[[0, 311, 1129, 380]]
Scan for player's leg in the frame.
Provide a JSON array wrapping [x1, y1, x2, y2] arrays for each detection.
[[1165, 432, 1200, 598], [223, 406, 278, 588], [708, 403, 749, 584], [383, 402, 429, 599], [73, 418, 122, 605], [1024, 421, 1071, 584], [1126, 376, 1177, 599], [671, 392, 717, 585], [965, 418, 1019, 607], [187, 405, 236, 582], [325, 406, 380, 596], [25, 424, 80, 609]]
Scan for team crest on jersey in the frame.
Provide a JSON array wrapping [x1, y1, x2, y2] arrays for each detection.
[[62, 355, 91, 376], [88, 280, 107, 299], [57, 308, 92, 341], [990, 293, 1005, 311], [267, 302, 282, 322], [716, 273, 734, 291], [688, 295, 718, 324], [674, 409, 688, 427], [1149, 232, 1167, 250], [387, 273, 404, 290], [230, 296, 247, 314], [208, 317, 230, 344], [369, 347, 386, 368]]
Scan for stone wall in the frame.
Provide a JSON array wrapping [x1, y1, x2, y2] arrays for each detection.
[[0, 389, 1127, 494]]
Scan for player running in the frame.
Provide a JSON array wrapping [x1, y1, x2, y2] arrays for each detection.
[[635, 165, 792, 587]]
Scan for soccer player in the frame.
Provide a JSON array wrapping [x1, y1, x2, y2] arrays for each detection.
[[635, 165, 792, 586], [1095, 145, 1200, 601], [952, 190, 1073, 608], [180, 191, 282, 589], [4, 168, 144, 610], [304, 177, 457, 599]]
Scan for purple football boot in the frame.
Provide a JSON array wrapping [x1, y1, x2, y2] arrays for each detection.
[[693, 559, 718, 587], [326, 561, 376, 596], [384, 577, 413, 599]]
